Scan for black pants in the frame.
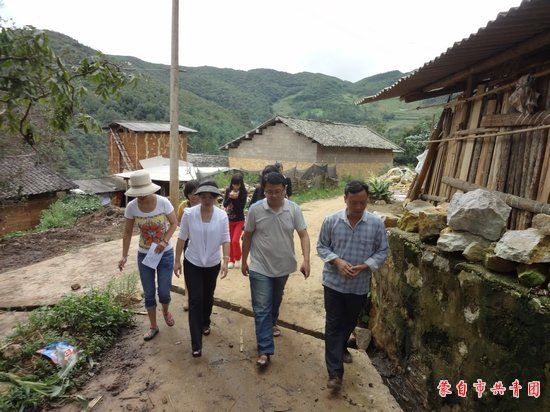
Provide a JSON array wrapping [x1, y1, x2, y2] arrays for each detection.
[[324, 286, 366, 379], [183, 259, 220, 351]]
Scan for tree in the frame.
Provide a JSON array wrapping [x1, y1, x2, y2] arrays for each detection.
[[0, 23, 136, 146], [393, 122, 432, 167]]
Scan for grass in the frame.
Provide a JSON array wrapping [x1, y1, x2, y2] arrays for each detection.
[[0, 273, 137, 410], [212, 170, 261, 191], [1, 193, 104, 241], [291, 179, 346, 204], [38, 194, 102, 231]]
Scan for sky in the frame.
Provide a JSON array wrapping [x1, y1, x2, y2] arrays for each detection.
[[2, 0, 524, 82]]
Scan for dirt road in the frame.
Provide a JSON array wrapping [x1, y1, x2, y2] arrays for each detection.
[[1, 196, 403, 411], [57, 294, 401, 412]]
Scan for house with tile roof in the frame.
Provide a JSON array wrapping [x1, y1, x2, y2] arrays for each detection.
[[220, 115, 402, 177], [0, 155, 77, 235]]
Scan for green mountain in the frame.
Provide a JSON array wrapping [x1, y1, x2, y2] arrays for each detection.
[[45, 31, 440, 178]]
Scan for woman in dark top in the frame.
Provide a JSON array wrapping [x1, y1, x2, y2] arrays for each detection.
[[249, 164, 279, 206], [223, 173, 248, 268], [275, 162, 293, 198]]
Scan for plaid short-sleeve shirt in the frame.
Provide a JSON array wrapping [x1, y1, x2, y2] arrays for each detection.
[[317, 209, 388, 295]]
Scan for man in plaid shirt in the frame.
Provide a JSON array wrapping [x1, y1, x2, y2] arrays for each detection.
[[317, 180, 389, 392]]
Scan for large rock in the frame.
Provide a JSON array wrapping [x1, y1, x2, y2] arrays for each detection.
[[354, 327, 372, 350], [484, 253, 517, 273], [448, 190, 511, 241], [373, 211, 399, 228], [495, 228, 550, 264], [518, 270, 547, 288], [398, 211, 419, 232], [462, 241, 491, 262], [418, 210, 447, 241], [437, 228, 488, 252], [532, 214, 550, 236], [382, 167, 403, 183]]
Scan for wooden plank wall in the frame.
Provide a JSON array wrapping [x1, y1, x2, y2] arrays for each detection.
[[420, 73, 550, 230]]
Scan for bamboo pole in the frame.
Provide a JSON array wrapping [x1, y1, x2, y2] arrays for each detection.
[[441, 177, 550, 215], [407, 114, 446, 201], [418, 124, 550, 144]]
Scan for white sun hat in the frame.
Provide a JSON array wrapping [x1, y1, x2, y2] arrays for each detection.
[[124, 170, 161, 197]]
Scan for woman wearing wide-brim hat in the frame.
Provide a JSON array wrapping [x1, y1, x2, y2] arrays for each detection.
[[118, 170, 178, 341], [174, 181, 230, 357]]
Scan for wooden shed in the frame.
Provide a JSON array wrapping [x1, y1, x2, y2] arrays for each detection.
[[105, 121, 197, 174], [359, 0, 550, 229], [220, 115, 401, 177], [0, 155, 77, 235]]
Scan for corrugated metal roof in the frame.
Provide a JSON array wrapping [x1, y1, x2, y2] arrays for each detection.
[[105, 121, 197, 133], [220, 116, 402, 151], [0, 155, 78, 199], [358, 0, 550, 104], [73, 177, 126, 194]]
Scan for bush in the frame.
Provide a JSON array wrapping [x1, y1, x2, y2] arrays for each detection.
[[367, 176, 392, 202], [38, 194, 102, 230]]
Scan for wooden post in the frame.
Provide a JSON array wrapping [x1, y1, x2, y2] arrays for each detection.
[[169, 0, 180, 208], [408, 114, 445, 201]]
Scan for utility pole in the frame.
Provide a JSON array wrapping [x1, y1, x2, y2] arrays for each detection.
[[169, 0, 180, 207]]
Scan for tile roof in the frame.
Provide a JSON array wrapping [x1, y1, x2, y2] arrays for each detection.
[[0, 155, 78, 199], [187, 153, 229, 167], [104, 121, 197, 133], [220, 116, 402, 151]]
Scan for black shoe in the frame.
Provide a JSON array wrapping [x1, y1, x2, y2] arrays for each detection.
[[327, 376, 342, 392], [192, 349, 202, 357]]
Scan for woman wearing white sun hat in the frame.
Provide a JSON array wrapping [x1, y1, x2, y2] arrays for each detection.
[[118, 170, 178, 341]]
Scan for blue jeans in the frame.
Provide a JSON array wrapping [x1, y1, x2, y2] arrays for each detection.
[[137, 248, 174, 309], [249, 271, 289, 355]]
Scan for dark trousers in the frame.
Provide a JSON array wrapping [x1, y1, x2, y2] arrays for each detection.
[[183, 259, 220, 351], [324, 286, 366, 379]]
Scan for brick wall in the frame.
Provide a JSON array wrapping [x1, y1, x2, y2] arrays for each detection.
[[108, 131, 188, 174], [228, 123, 317, 164], [317, 146, 393, 177], [0, 193, 58, 235]]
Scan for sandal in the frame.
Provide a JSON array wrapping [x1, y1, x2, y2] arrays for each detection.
[[256, 354, 270, 367], [273, 326, 281, 337], [163, 311, 175, 327], [143, 327, 159, 341], [202, 326, 211, 336]]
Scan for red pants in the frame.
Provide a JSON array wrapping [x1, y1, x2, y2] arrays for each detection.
[[229, 220, 245, 263]]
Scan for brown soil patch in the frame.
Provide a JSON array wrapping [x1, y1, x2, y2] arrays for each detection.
[[0, 206, 128, 274]]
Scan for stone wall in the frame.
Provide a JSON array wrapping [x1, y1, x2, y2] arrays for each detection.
[[370, 228, 549, 411]]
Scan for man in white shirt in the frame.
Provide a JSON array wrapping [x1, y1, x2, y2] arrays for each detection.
[[241, 172, 311, 367]]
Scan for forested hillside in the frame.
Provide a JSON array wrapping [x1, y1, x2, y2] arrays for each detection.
[[45, 31, 439, 178]]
